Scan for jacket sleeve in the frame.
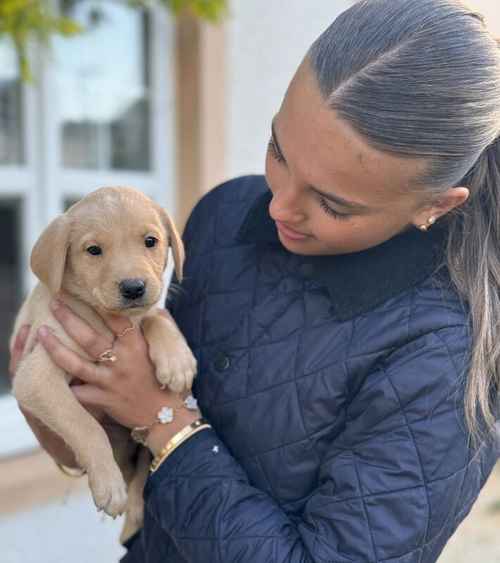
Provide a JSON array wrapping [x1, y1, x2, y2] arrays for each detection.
[[142, 327, 498, 563]]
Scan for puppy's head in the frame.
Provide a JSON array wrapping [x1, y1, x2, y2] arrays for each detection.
[[31, 186, 184, 316]]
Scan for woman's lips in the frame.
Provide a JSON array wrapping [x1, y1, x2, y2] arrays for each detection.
[[275, 220, 311, 241]]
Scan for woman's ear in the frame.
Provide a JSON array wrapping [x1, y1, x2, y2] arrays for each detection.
[[158, 208, 185, 282], [31, 215, 71, 294]]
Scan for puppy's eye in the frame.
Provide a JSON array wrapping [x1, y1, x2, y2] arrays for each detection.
[[87, 245, 102, 256], [145, 236, 157, 248]]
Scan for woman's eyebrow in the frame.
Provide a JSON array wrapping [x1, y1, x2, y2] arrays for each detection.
[[271, 118, 372, 213]]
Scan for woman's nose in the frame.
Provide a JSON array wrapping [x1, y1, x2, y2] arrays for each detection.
[[270, 185, 307, 223]]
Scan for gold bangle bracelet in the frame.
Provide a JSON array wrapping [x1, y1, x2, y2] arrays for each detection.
[[150, 424, 211, 473], [55, 461, 87, 478], [150, 418, 211, 473]]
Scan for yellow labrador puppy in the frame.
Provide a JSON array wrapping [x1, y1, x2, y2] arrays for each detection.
[[9, 186, 197, 544]]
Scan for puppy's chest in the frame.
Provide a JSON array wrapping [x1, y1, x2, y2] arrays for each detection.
[[51, 300, 115, 374], [178, 248, 353, 505]]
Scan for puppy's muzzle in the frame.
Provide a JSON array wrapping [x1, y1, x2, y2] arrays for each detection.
[[119, 278, 146, 301]]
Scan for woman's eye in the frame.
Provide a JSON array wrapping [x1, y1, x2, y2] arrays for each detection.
[[267, 138, 286, 164], [318, 196, 351, 221], [87, 245, 102, 256], [145, 236, 158, 248]]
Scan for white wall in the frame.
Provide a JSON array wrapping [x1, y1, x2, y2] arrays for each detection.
[[467, 1, 500, 33], [226, 0, 353, 179]]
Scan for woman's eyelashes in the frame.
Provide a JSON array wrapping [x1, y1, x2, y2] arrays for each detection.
[[268, 138, 286, 163], [267, 137, 351, 221], [318, 196, 351, 220]]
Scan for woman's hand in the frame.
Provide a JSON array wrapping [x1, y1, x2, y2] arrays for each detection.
[[37, 298, 200, 451]]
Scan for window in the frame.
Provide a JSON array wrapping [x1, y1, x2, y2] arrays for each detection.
[[0, 201, 22, 396], [0, 42, 24, 165], [0, 1, 175, 458], [57, 1, 151, 171]]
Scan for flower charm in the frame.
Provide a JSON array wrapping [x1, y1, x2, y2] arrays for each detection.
[[184, 395, 198, 410], [158, 406, 174, 424]]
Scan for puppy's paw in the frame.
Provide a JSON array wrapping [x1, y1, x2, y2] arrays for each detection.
[[155, 349, 197, 393], [88, 462, 128, 518]]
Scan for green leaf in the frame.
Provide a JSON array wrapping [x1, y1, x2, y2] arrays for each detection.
[[55, 17, 82, 36], [1, 0, 228, 81]]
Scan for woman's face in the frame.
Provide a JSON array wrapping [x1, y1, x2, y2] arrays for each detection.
[[265, 58, 466, 256]]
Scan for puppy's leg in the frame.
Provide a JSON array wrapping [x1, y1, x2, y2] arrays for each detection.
[[119, 447, 151, 545], [142, 310, 197, 393], [104, 420, 137, 485], [13, 345, 127, 517]]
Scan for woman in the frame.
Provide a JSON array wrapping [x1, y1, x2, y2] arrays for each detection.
[[9, 0, 500, 561]]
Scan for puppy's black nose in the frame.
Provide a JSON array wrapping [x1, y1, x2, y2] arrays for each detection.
[[119, 279, 146, 300]]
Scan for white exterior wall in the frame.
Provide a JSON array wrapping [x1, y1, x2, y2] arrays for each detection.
[[226, 0, 353, 179], [468, 0, 500, 32]]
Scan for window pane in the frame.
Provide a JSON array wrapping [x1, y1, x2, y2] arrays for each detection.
[[56, 1, 151, 171], [0, 40, 24, 165], [0, 200, 22, 395]]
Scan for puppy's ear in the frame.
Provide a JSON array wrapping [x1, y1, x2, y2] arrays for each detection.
[[158, 208, 185, 282], [31, 215, 71, 294]]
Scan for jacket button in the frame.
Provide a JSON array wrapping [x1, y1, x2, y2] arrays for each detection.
[[213, 351, 231, 371]]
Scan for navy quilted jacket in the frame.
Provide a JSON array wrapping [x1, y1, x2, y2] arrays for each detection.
[[121, 175, 498, 563]]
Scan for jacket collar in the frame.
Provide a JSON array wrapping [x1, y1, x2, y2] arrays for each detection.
[[237, 185, 450, 320]]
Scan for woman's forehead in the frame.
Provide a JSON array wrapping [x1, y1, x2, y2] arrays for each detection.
[[277, 59, 428, 208]]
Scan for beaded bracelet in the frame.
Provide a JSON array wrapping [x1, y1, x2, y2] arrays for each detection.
[[150, 417, 211, 473], [131, 394, 199, 446]]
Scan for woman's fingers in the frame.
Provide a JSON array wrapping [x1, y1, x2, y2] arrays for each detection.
[[8, 324, 31, 378], [102, 313, 136, 340], [50, 298, 114, 360], [37, 326, 107, 386], [70, 384, 109, 413]]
